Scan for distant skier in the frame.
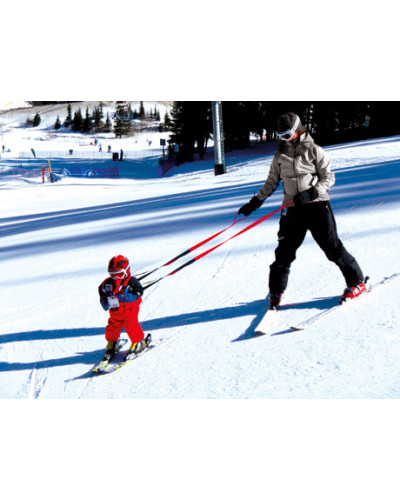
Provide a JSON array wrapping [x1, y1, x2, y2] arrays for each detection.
[[98, 255, 147, 361], [238, 112, 367, 306]]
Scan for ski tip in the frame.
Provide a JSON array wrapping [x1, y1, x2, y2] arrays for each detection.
[[92, 368, 105, 375], [290, 325, 305, 331]]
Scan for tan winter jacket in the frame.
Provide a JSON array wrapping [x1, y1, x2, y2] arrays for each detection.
[[255, 132, 335, 205]]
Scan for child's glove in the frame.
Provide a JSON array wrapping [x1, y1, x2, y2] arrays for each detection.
[[117, 288, 138, 303], [100, 296, 109, 311]]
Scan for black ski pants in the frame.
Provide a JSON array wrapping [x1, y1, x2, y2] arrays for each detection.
[[269, 201, 364, 295]]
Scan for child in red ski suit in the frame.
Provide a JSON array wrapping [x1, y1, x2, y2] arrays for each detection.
[[98, 255, 145, 354]]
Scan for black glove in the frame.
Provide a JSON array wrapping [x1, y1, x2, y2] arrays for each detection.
[[293, 187, 319, 207], [239, 195, 263, 216]]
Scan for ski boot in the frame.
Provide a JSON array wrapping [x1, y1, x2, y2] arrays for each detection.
[[124, 334, 152, 361], [340, 276, 370, 304], [269, 293, 283, 310], [103, 340, 119, 361]]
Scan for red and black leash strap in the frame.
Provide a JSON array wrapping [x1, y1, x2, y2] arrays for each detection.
[[137, 212, 247, 281], [142, 200, 293, 290]]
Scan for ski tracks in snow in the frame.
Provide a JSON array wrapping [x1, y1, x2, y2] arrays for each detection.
[[26, 349, 48, 399]]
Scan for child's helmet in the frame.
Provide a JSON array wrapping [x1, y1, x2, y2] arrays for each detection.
[[108, 255, 131, 280]]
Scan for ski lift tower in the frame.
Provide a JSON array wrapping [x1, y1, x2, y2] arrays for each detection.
[[212, 101, 226, 175]]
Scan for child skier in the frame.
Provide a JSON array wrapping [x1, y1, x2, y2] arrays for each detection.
[[98, 255, 147, 361]]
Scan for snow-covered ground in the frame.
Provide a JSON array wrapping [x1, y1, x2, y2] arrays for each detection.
[[0, 108, 399, 399], [1, 102, 400, 500]]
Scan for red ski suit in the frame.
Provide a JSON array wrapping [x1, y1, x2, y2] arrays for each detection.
[[99, 275, 145, 344]]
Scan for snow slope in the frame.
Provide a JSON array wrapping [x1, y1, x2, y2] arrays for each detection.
[[0, 131, 399, 399]]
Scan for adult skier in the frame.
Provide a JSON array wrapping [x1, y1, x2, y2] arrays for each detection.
[[98, 255, 147, 361], [238, 112, 367, 306]]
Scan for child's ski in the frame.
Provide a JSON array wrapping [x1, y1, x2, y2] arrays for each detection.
[[92, 335, 164, 375], [92, 338, 128, 374], [109, 334, 160, 373]]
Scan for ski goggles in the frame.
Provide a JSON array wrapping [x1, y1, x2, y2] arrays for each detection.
[[276, 116, 300, 141], [109, 270, 127, 280]]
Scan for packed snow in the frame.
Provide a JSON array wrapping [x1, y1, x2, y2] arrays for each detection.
[[0, 107, 399, 399]]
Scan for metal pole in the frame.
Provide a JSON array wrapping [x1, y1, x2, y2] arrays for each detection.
[[212, 101, 226, 175]]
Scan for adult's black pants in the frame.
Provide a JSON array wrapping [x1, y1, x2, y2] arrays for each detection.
[[269, 201, 364, 295]]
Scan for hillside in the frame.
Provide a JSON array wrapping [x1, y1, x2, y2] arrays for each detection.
[[0, 122, 399, 398]]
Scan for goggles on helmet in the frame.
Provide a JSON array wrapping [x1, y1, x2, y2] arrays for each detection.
[[276, 115, 300, 141], [109, 270, 126, 280]]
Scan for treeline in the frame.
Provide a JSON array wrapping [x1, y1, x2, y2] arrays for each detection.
[[27, 101, 164, 138], [168, 102, 400, 163], [29, 101, 79, 105], [57, 103, 112, 133]]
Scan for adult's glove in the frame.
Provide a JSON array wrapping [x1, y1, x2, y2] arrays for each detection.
[[117, 288, 138, 303], [238, 195, 263, 216], [293, 187, 319, 207], [100, 296, 109, 311]]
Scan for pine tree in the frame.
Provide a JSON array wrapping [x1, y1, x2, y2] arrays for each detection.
[[139, 101, 145, 119], [114, 102, 132, 138], [170, 102, 211, 162], [163, 111, 172, 130], [32, 112, 41, 127], [82, 106, 93, 133], [72, 108, 83, 131], [64, 104, 72, 127], [54, 115, 61, 130], [103, 112, 112, 132], [93, 105, 104, 131]]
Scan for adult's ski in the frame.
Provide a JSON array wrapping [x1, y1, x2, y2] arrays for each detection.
[[290, 273, 399, 331], [255, 305, 281, 335]]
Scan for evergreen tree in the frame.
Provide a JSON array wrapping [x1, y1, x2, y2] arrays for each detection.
[[72, 108, 83, 131], [170, 101, 211, 161], [362, 102, 400, 139], [93, 105, 104, 131], [223, 102, 252, 150], [64, 104, 72, 127], [54, 115, 61, 130], [139, 101, 145, 118], [163, 111, 172, 130], [103, 112, 112, 132], [82, 106, 94, 133], [32, 112, 41, 127], [114, 102, 131, 138]]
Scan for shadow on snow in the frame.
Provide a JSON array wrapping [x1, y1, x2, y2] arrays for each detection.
[[1, 156, 399, 263], [0, 294, 341, 373]]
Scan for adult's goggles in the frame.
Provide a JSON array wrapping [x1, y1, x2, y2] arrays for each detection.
[[276, 116, 300, 141]]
